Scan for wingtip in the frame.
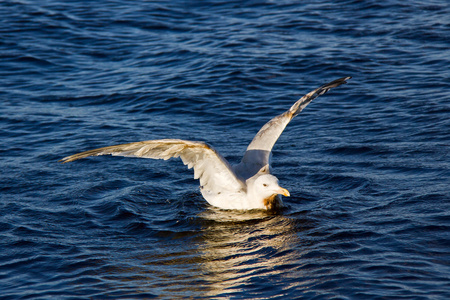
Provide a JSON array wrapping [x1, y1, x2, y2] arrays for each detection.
[[58, 157, 70, 164], [59, 154, 82, 164], [327, 76, 352, 87]]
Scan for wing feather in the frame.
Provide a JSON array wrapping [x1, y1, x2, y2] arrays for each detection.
[[235, 77, 351, 179], [60, 139, 245, 194]]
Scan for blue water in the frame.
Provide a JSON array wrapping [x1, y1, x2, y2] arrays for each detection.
[[1, 0, 449, 299]]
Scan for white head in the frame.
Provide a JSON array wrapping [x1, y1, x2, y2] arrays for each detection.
[[254, 174, 290, 199]]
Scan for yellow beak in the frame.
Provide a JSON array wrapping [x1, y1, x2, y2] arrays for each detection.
[[278, 187, 290, 197]]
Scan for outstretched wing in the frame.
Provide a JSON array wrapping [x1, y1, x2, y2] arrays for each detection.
[[60, 139, 246, 194], [235, 77, 351, 179]]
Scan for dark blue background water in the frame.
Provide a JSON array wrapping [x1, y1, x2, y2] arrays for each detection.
[[1, 1, 449, 299]]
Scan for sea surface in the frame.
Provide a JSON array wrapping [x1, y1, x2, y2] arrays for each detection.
[[1, 0, 449, 299]]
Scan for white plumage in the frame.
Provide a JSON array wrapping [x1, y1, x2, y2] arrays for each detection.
[[61, 77, 350, 210]]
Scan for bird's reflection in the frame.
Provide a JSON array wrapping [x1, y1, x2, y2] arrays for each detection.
[[98, 206, 311, 298], [197, 207, 301, 297]]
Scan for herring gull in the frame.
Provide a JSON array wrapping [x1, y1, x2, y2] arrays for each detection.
[[61, 77, 351, 210]]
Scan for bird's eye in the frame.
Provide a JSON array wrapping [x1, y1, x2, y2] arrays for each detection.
[[263, 183, 268, 187]]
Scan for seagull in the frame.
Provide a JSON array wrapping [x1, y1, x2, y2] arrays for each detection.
[[61, 77, 350, 210]]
